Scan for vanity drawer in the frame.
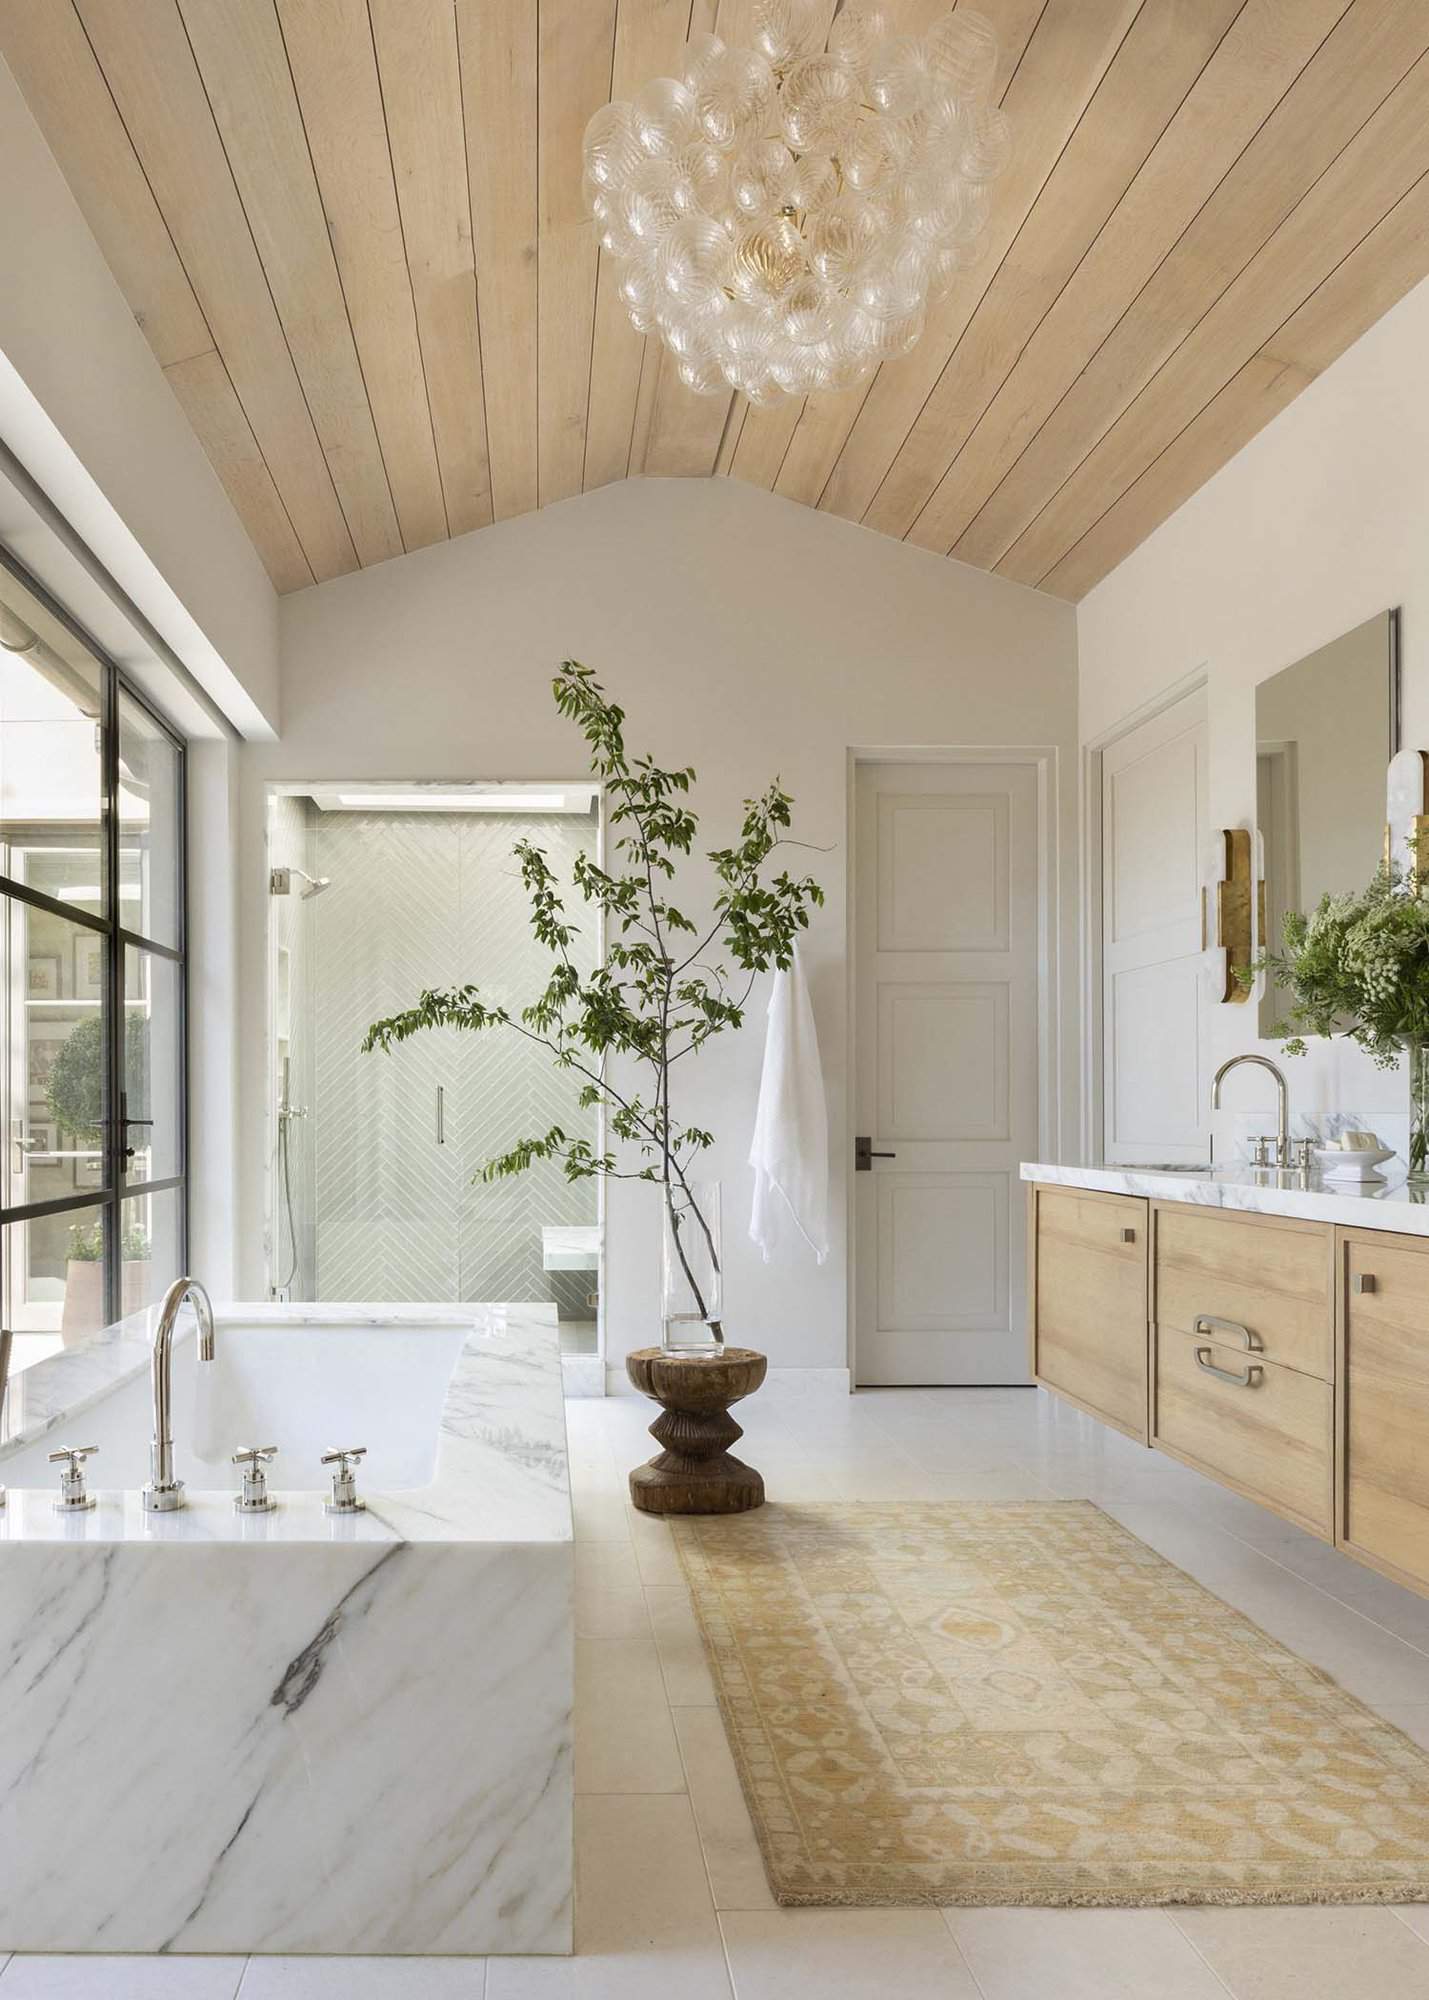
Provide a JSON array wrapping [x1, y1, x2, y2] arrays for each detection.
[[1154, 1324, 1333, 1538], [1154, 1205, 1333, 1381]]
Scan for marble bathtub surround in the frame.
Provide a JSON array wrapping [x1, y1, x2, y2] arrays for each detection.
[[0, 1304, 573, 1956], [1021, 1159, 1429, 1235]]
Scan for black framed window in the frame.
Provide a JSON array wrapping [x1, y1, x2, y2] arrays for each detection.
[[0, 547, 186, 1374]]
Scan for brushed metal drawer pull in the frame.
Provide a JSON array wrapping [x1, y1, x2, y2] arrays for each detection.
[[1351, 1273, 1376, 1294], [1193, 1314, 1261, 1352], [1120, 1227, 1136, 1243], [1194, 1346, 1264, 1388]]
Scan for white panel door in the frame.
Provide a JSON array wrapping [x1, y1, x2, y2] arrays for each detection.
[[854, 761, 1040, 1386], [1101, 690, 1209, 1164]]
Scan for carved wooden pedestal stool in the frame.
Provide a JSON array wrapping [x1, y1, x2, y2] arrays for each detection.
[[625, 1347, 767, 1515]]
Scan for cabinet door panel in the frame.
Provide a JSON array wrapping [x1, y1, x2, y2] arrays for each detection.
[[1341, 1233, 1429, 1593], [1031, 1186, 1148, 1440]]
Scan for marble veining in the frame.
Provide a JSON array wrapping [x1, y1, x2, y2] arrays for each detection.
[[1022, 1159, 1429, 1235], [0, 1303, 573, 1956]]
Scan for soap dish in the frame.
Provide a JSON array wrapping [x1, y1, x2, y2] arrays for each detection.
[[1313, 1145, 1395, 1181]]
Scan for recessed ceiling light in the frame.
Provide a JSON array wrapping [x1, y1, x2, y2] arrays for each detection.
[[334, 792, 571, 811]]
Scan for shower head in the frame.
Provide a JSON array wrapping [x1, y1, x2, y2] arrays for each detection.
[[269, 866, 332, 899]]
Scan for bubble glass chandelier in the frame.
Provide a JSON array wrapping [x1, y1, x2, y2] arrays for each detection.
[[582, 1, 1010, 405]]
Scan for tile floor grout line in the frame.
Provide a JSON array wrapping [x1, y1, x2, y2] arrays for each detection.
[[935, 1910, 997, 1999], [1165, 1909, 1262, 1998], [1387, 1906, 1429, 1945]]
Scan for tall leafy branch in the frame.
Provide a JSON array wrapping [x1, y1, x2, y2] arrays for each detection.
[[363, 661, 824, 1340]]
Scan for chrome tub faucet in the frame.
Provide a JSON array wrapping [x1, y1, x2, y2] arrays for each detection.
[[143, 1276, 215, 1513]]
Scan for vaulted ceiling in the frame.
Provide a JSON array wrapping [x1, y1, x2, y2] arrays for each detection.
[[3, 0, 1428, 602]]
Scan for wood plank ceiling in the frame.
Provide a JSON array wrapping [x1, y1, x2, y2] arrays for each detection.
[[3, 0, 1428, 601]]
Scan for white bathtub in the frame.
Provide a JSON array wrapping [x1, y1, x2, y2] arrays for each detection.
[[2, 1305, 469, 1491], [0, 1301, 573, 1956]]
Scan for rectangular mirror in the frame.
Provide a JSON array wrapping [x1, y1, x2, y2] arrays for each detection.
[[1256, 609, 1399, 1035]]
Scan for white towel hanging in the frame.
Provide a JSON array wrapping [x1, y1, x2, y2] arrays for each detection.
[[748, 944, 829, 1264]]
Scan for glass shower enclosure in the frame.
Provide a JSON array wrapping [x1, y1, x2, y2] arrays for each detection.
[[266, 788, 601, 1355]]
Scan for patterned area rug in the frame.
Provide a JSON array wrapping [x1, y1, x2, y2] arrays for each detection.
[[670, 1501, 1429, 1908]]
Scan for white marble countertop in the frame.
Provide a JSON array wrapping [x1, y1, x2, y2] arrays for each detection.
[[1022, 1159, 1429, 1235], [0, 1301, 570, 1548]]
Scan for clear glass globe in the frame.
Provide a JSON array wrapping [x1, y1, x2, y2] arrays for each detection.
[[631, 76, 698, 158], [729, 137, 794, 220], [926, 7, 999, 99], [583, 102, 642, 192], [752, 0, 821, 67], [827, 4, 891, 70], [695, 46, 775, 147], [779, 54, 861, 154]]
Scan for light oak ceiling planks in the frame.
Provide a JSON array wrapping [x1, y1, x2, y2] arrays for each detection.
[[3, 0, 1426, 599], [537, 0, 617, 506], [952, 0, 1429, 572], [1040, 166, 1429, 599], [459, 0, 539, 523], [853, 0, 1248, 541], [72, 0, 361, 581], [369, 0, 494, 537], [1000, 49, 1429, 586], [901, 0, 1357, 559], [275, 0, 450, 554]]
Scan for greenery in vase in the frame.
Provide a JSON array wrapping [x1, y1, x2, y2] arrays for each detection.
[[363, 661, 824, 1339], [1254, 856, 1429, 1065]]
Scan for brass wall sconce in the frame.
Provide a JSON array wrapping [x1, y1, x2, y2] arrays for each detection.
[[1202, 827, 1256, 1004]]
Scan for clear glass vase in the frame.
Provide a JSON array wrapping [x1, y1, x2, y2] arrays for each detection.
[[1408, 1041, 1429, 1184], [660, 1178, 724, 1352]]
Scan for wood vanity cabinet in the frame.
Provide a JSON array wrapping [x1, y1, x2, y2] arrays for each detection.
[[1338, 1228, 1429, 1597], [1027, 1181, 1429, 1597], [1027, 1184, 1149, 1442]]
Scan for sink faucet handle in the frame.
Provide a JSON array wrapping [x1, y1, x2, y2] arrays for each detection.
[[232, 1443, 279, 1515], [321, 1446, 367, 1516], [48, 1444, 99, 1512]]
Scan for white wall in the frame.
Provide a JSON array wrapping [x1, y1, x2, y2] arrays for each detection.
[[0, 54, 278, 739], [239, 477, 1079, 1376], [1078, 274, 1429, 1148]]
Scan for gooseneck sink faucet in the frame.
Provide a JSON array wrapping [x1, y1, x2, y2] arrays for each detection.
[[1212, 1054, 1291, 1168], [143, 1276, 216, 1513]]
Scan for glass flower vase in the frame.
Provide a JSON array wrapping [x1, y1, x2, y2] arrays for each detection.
[[1407, 1041, 1429, 1184], [660, 1178, 724, 1352]]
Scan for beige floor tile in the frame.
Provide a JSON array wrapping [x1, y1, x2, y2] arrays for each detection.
[[485, 1796, 732, 1999], [575, 1543, 651, 1640], [0, 1961, 246, 1999], [673, 1707, 775, 1912], [720, 1908, 979, 1999], [572, 1489, 635, 1543], [238, 1959, 485, 1997], [575, 1633, 685, 1794], [1398, 1908, 1429, 1945], [647, 1584, 717, 1705], [944, 1907, 1232, 1998], [627, 1510, 687, 1588], [1172, 1905, 1429, 1998]]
